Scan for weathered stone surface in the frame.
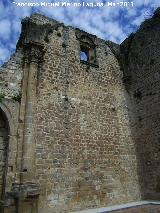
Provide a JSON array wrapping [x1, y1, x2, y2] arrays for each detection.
[[0, 9, 160, 213], [120, 7, 160, 200]]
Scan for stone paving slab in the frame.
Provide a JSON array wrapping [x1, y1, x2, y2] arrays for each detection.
[[73, 201, 160, 213], [110, 205, 160, 213]]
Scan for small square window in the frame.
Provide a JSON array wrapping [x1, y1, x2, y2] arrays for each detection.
[[80, 50, 88, 61], [80, 45, 89, 62], [76, 32, 98, 67]]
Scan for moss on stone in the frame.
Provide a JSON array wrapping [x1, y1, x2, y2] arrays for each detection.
[[12, 93, 21, 102], [0, 93, 5, 102]]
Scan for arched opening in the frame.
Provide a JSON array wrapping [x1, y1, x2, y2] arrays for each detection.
[[0, 108, 10, 201]]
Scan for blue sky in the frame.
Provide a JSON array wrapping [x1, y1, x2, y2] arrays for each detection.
[[0, 0, 159, 65]]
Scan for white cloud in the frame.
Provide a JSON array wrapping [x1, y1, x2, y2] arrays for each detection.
[[126, 7, 138, 17], [0, 2, 5, 18], [0, 19, 11, 40], [0, 46, 10, 62], [12, 19, 21, 34], [12, 5, 32, 18], [103, 21, 126, 38], [38, 6, 66, 22], [132, 13, 145, 26]]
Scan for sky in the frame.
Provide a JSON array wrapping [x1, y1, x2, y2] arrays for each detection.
[[0, 0, 159, 65]]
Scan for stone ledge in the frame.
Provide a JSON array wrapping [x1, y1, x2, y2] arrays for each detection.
[[80, 60, 99, 68], [8, 182, 40, 200], [0, 182, 40, 208], [72, 200, 160, 213]]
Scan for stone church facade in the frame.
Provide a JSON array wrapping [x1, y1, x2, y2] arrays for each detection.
[[0, 8, 160, 213]]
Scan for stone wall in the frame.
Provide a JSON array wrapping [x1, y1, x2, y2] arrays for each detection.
[[0, 47, 22, 212], [0, 9, 160, 212], [26, 14, 140, 212], [120, 8, 160, 200], [0, 50, 23, 98]]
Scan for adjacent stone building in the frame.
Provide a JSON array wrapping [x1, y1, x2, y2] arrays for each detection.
[[0, 8, 160, 213]]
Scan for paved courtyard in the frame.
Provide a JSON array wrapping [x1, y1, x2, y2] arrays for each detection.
[[110, 205, 160, 213]]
